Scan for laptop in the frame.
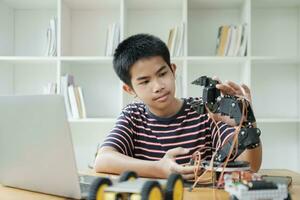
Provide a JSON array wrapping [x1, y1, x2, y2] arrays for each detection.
[[0, 95, 95, 199]]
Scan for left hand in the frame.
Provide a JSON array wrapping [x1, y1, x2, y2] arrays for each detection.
[[214, 77, 252, 104], [210, 77, 252, 126]]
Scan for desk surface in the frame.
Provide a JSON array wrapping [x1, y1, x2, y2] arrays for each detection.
[[1, 169, 299, 200]]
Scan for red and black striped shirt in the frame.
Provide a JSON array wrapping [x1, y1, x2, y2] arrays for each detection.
[[101, 97, 235, 165]]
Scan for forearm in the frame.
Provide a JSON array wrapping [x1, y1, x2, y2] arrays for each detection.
[[94, 147, 164, 178], [236, 143, 262, 172]]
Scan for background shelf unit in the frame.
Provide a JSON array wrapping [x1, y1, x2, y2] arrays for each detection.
[[0, 0, 57, 56], [1, 0, 300, 172]]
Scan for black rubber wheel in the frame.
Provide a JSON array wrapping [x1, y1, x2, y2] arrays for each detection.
[[119, 171, 138, 182], [230, 195, 239, 200], [285, 192, 292, 200], [88, 177, 112, 200], [165, 173, 184, 200], [141, 180, 163, 200], [115, 193, 123, 200]]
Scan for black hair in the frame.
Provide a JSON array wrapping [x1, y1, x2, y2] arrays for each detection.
[[113, 33, 171, 87]]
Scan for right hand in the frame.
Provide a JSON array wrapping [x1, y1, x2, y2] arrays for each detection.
[[156, 147, 195, 180]]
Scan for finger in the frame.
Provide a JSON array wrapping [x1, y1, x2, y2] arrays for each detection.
[[173, 164, 195, 174], [241, 84, 250, 94], [241, 84, 252, 102], [182, 173, 195, 180], [226, 81, 243, 96], [166, 147, 189, 158], [216, 84, 235, 96], [212, 76, 222, 84]]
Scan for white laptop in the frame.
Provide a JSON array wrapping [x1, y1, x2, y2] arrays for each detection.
[[0, 95, 94, 199]]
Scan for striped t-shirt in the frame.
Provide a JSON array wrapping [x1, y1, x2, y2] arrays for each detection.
[[101, 97, 236, 165]]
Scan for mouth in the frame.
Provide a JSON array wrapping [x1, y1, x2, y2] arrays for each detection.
[[153, 92, 170, 102]]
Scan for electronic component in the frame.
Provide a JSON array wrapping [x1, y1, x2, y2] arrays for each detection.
[[191, 76, 261, 162], [88, 171, 184, 200], [224, 174, 290, 200]]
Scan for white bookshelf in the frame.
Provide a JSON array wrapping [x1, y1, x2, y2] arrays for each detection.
[[1, 0, 300, 172]]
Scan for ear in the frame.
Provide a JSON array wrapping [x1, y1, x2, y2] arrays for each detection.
[[170, 63, 177, 73], [122, 84, 136, 96]]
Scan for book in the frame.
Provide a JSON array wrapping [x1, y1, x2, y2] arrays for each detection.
[[43, 83, 57, 94], [107, 23, 114, 56], [60, 74, 74, 119], [45, 27, 51, 56], [170, 26, 178, 56], [180, 23, 185, 56], [105, 23, 120, 56], [74, 86, 83, 118], [224, 25, 233, 56], [175, 23, 185, 57], [68, 85, 80, 119], [227, 25, 237, 56], [238, 24, 248, 56], [167, 23, 185, 57], [113, 23, 120, 55], [167, 27, 176, 56], [233, 25, 243, 56], [217, 25, 230, 56], [77, 86, 87, 118], [215, 26, 223, 55], [44, 16, 57, 56]]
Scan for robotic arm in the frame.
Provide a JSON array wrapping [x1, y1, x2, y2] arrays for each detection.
[[191, 76, 261, 163]]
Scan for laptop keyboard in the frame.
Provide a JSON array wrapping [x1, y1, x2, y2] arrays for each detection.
[[80, 182, 90, 193], [79, 175, 99, 193], [80, 175, 98, 184]]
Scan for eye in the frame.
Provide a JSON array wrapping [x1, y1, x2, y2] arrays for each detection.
[[159, 71, 167, 77], [139, 80, 149, 85]]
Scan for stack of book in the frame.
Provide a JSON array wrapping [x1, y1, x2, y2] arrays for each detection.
[[105, 22, 120, 56], [60, 74, 87, 119], [45, 16, 57, 56], [167, 22, 185, 57], [215, 24, 248, 57]]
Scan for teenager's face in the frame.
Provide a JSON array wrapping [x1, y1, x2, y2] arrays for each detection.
[[127, 56, 177, 114]]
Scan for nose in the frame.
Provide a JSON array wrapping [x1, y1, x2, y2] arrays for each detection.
[[153, 78, 165, 93]]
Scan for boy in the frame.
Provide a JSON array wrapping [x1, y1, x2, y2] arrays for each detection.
[[94, 34, 262, 180]]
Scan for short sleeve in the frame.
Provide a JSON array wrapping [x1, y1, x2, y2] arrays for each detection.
[[100, 111, 134, 157]]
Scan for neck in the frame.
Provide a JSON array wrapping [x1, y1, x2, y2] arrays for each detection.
[[149, 98, 183, 118]]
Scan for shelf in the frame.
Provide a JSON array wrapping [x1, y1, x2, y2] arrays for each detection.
[[126, 0, 182, 10], [188, 0, 248, 56], [0, 61, 57, 95], [60, 61, 122, 118], [69, 118, 116, 123], [257, 118, 300, 123], [0, 1, 57, 56], [0, 56, 57, 64], [61, 0, 120, 56], [251, 3, 299, 57], [125, 0, 183, 10], [61, 56, 113, 64], [187, 56, 247, 64], [251, 63, 299, 119], [1, 0, 56, 9], [189, 0, 245, 9], [125, 0, 183, 46], [62, 0, 119, 10], [252, 0, 300, 8], [251, 57, 300, 64]]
